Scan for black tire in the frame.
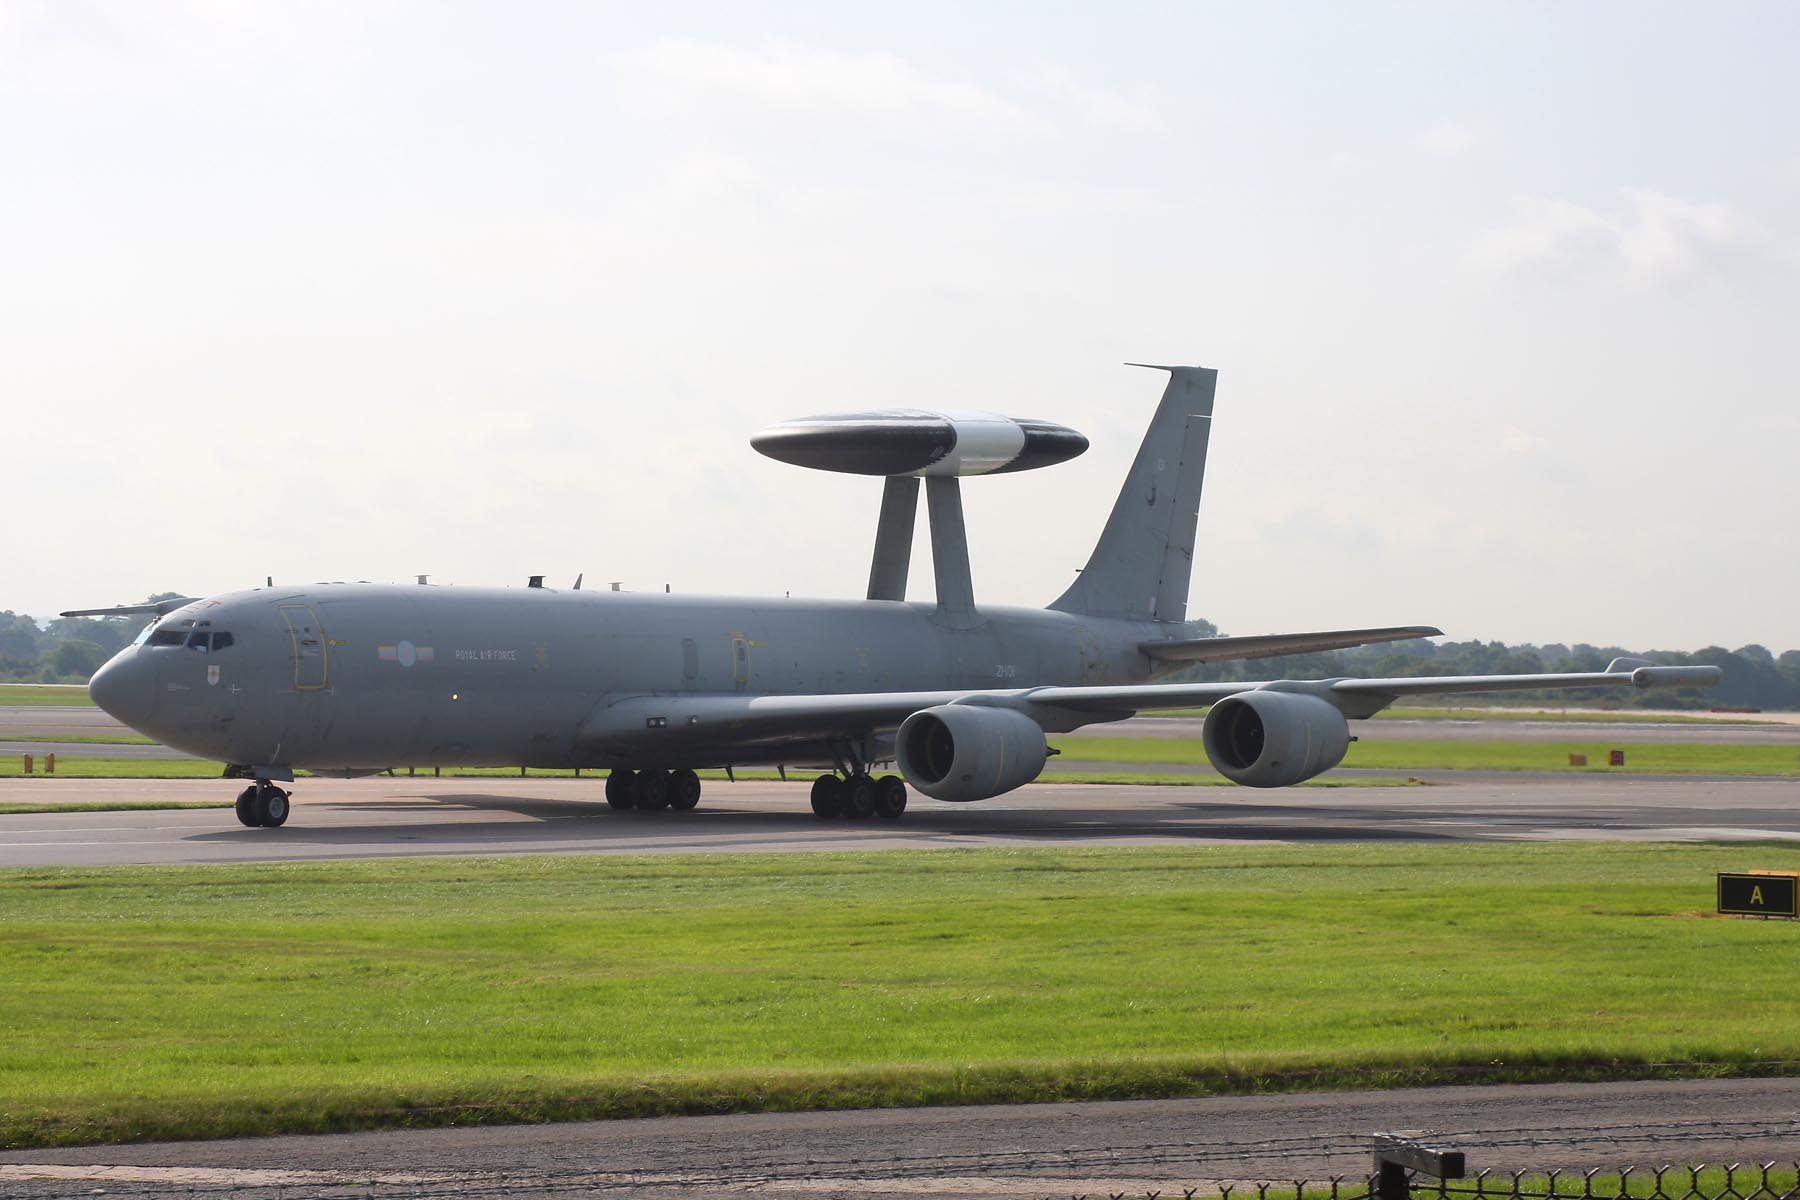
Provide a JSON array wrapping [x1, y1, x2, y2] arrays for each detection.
[[256, 785, 290, 828], [605, 769, 635, 810], [809, 774, 843, 819], [875, 774, 908, 819], [842, 774, 876, 820], [234, 786, 262, 828], [634, 769, 670, 810], [668, 768, 702, 811]]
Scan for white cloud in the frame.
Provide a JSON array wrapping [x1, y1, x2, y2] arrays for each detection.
[[1499, 425, 1541, 455], [1416, 119, 1479, 156], [0, 0, 383, 94], [1465, 187, 1768, 282], [1011, 65, 1162, 136], [611, 39, 1045, 145]]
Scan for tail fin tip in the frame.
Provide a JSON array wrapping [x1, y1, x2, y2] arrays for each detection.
[[1049, 364, 1218, 624]]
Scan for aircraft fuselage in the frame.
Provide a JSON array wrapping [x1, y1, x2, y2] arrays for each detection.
[[90, 584, 1168, 773]]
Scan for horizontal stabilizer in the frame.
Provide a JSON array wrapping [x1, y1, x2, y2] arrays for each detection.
[[1141, 625, 1442, 665], [59, 596, 198, 619]]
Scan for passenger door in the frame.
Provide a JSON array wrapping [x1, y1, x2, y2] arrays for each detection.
[[279, 604, 330, 691]]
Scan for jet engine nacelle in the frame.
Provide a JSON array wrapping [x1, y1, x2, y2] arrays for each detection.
[[1201, 690, 1350, 788], [896, 704, 1049, 802]]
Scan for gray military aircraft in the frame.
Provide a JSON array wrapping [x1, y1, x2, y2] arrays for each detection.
[[68, 366, 1721, 829]]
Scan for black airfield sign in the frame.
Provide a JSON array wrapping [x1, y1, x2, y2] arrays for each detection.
[[1717, 872, 1800, 918]]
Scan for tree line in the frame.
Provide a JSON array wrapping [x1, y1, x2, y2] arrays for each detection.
[[1169, 622, 1799, 711], [0, 596, 183, 683]]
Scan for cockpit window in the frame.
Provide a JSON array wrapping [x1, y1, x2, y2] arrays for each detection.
[[142, 617, 230, 650]]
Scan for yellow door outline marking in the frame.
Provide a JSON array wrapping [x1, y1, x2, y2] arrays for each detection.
[[279, 604, 330, 691]]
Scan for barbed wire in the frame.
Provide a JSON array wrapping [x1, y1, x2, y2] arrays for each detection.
[[4, 1117, 1799, 1199]]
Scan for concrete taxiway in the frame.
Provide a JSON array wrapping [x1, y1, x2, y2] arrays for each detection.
[[1, 774, 1795, 867], [6, 707, 1799, 753]]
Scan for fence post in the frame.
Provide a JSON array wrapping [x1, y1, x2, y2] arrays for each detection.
[[1375, 1133, 1466, 1200]]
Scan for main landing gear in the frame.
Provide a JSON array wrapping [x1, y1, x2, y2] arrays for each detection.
[[810, 773, 907, 821], [234, 781, 291, 828], [605, 768, 703, 812]]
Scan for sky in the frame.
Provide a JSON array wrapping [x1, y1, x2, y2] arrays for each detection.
[[3, 1, 1795, 652]]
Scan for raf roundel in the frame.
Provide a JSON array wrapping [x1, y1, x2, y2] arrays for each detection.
[[750, 410, 1088, 477]]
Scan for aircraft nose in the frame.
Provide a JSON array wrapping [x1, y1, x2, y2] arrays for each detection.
[[87, 651, 157, 732]]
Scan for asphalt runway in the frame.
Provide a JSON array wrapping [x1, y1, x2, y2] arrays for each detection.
[[4, 1078, 1798, 1198], [2, 774, 1797, 867]]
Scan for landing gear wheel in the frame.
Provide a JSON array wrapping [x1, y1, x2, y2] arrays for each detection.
[[254, 783, 290, 828], [810, 774, 844, 819], [634, 769, 670, 810], [605, 770, 635, 810], [234, 786, 262, 828], [874, 775, 908, 819], [842, 774, 877, 821], [668, 768, 702, 811]]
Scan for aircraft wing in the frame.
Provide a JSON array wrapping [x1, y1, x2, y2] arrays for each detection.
[[579, 657, 1723, 750], [1139, 625, 1442, 664], [1024, 658, 1723, 719], [59, 597, 198, 619]]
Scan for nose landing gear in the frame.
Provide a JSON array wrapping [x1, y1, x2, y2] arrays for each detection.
[[234, 781, 291, 828]]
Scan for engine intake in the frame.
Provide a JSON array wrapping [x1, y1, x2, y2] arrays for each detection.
[[1202, 690, 1350, 788], [896, 704, 1049, 802]]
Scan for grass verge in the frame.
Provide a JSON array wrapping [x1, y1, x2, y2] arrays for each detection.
[[3, 843, 1799, 1148], [0, 734, 157, 745], [0, 759, 1427, 785], [0, 685, 94, 707], [0, 802, 233, 814], [1369, 706, 1777, 725], [1140, 705, 1778, 725], [0, 757, 225, 779], [1054, 737, 1800, 777]]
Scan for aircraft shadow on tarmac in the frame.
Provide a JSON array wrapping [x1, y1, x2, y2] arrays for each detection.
[[174, 792, 1531, 845]]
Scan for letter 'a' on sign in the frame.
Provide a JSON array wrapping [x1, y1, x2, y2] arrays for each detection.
[[1717, 872, 1800, 918]]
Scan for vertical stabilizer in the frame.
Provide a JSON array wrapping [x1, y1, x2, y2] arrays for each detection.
[[1049, 365, 1216, 624]]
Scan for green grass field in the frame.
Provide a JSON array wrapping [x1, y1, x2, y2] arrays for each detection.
[[2, 843, 1798, 1149], [1369, 705, 1774, 725], [0, 733, 156, 745], [0, 801, 233, 814], [0, 757, 1425, 785], [5, 737, 1794, 780], [1142, 705, 1776, 724], [0, 684, 94, 706], [1054, 736, 1800, 777]]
